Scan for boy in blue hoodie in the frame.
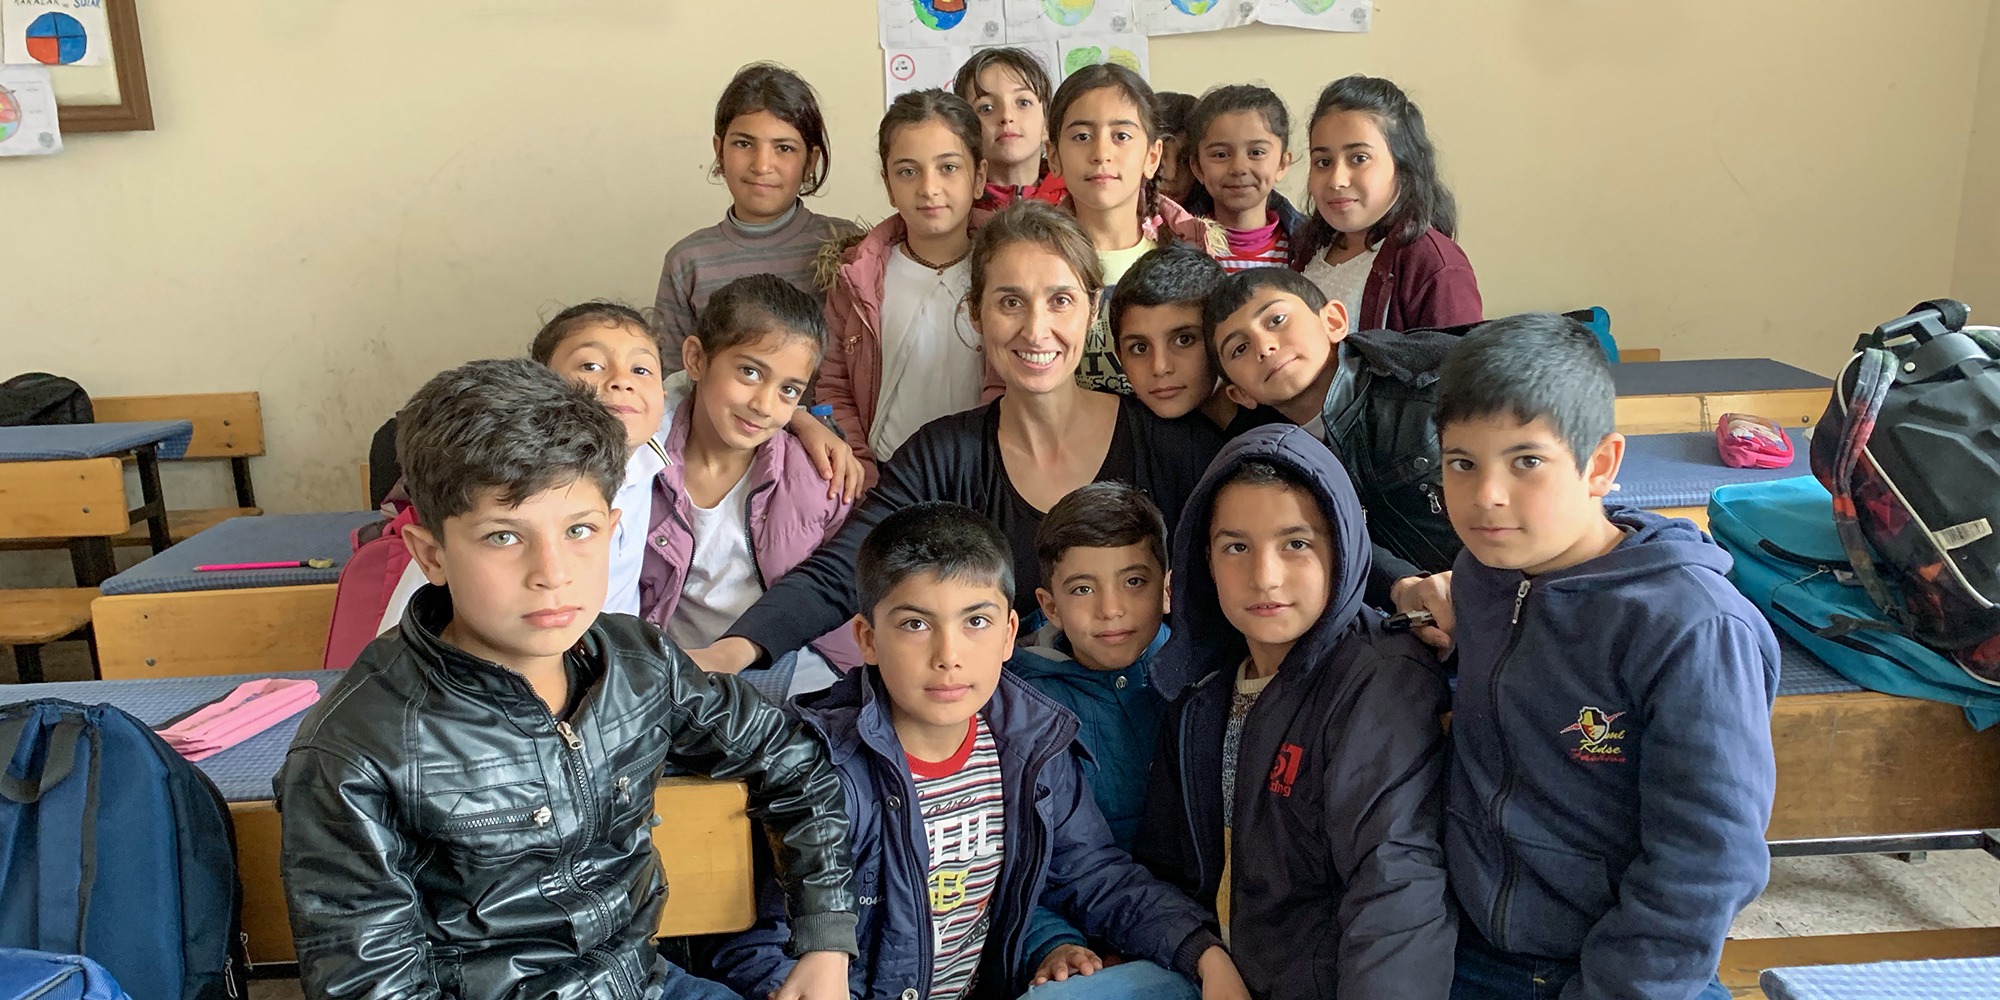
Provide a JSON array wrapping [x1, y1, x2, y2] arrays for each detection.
[[710, 502, 1251, 1000], [1014, 482, 1175, 983], [1435, 314, 1778, 1000]]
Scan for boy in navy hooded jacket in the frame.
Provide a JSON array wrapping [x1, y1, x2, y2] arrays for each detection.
[[1434, 315, 1778, 1000]]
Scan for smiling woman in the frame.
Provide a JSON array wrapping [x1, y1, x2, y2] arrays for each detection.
[[684, 201, 1229, 676]]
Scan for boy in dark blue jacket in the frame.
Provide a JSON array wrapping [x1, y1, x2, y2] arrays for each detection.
[[1137, 424, 1456, 1000], [710, 502, 1250, 1000], [1013, 482, 1176, 983], [1435, 315, 1778, 1000]]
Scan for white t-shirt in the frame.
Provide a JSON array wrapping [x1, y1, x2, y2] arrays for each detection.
[[665, 471, 764, 650], [1303, 242, 1380, 331], [374, 436, 666, 636], [870, 250, 984, 463]]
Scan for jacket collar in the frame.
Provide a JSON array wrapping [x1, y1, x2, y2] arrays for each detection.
[[794, 656, 1081, 771], [400, 583, 590, 713], [656, 396, 785, 512]]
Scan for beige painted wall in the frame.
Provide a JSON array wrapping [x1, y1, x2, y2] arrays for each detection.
[[1956, 1, 2000, 312], [2, 0, 1990, 515]]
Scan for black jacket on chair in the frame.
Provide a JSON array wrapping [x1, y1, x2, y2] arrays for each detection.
[[274, 585, 857, 1000]]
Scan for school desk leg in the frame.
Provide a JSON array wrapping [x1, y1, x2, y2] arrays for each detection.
[[10, 644, 43, 685], [132, 444, 171, 554], [67, 537, 116, 588]]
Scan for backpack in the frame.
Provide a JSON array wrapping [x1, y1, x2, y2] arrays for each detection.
[[0, 950, 134, 1000], [0, 701, 246, 1000], [1709, 477, 2000, 729], [321, 502, 417, 671], [1808, 299, 2000, 681], [0, 374, 91, 426]]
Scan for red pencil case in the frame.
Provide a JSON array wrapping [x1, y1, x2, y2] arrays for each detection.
[[1715, 413, 1794, 469]]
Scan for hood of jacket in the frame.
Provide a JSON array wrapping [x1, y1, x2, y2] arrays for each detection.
[[1152, 423, 1374, 700]]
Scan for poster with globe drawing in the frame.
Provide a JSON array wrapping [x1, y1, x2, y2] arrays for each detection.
[[1056, 33, 1148, 81], [0, 63, 61, 157], [883, 45, 972, 109], [1003, 0, 1136, 43], [1255, 0, 1370, 33], [880, 0, 1006, 49], [1137, 0, 1256, 36]]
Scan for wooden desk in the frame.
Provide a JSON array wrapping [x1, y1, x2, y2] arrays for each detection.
[[1768, 688, 2000, 841], [0, 421, 187, 585], [1612, 359, 1834, 435]]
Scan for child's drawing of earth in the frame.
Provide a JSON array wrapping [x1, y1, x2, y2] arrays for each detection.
[[912, 0, 969, 31], [1290, 0, 1339, 11], [1064, 45, 1141, 75], [1043, 0, 1095, 27], [1170, 0, 1218, 12], [0, 87, 19, 144]]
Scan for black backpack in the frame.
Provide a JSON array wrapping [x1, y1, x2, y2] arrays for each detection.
[[1809, 299, 2000, 682], [0, 374, 92, 427]]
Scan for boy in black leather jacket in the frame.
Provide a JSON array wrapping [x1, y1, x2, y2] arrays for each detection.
[[275, 359, 856, 1000]]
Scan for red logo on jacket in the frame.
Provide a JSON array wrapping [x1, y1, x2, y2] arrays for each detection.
[[1268, 743, 1305, 796]]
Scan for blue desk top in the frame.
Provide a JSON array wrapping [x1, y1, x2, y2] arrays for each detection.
[[1, 671, 341, 802], [1613, 430, 1813, 509], [1612, 358, 1831, 397], [100, 510, 382, 596], [1761, 956, 2000, 999], [0, 420, 194, 462]]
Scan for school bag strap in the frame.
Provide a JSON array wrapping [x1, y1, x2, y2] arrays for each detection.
[[0, 708, 103, 957], [1825, 344, 1904, 626], [0, 716, 83, 804]]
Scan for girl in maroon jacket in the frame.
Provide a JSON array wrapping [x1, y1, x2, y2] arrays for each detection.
[[1292, 75, 1483, 333]]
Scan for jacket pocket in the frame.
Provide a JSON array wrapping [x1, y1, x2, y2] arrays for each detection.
[[1508, 839, 1614, 957], [435, 799, 560, 862]]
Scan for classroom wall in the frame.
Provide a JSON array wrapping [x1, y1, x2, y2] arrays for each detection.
[[2, 0, 1991, 515], [1955, 1, 2000, 313]]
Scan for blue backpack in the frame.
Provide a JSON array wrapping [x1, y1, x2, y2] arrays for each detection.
[[0, 950, 133, 1000], [1709, 477, 2000, 729], [0, 701, 246, 1000]]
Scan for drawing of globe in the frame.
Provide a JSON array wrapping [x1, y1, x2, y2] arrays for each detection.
[[1043, 0, 1095, 27], [1170, 0, 1218, 13], [912, 0, 968, 30], [0, 86, 19, 144], [1290, 0, 1340, 11]]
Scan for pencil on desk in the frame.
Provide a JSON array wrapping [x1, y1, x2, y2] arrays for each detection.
[[194, 559, 335, 572]]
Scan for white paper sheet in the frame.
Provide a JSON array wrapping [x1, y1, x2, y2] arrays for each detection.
[[1136, 0, 1256, 36], [0, 63, 62, 156], [3, 0, 110, 67], [1057, 33, 1150, 81], [1255, 0, 1370, 33], [884, 45, 973, 110], [880, 0, 1007, 49], [1003, 0, 1137, 43]]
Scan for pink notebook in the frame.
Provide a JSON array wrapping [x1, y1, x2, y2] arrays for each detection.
[[158, 678, 321, 762]]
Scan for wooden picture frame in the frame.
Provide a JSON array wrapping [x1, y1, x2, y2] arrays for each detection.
[[49, 0, 153, 133]]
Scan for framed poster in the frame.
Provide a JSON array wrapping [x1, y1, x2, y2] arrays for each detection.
[[42, 0, 152, 132]]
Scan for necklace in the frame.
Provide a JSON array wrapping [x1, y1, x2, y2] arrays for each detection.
[[901, 238, 970, 274]]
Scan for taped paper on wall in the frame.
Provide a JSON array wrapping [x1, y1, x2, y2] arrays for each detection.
[[0, 63, 62, 156], [880, 0, 1006, 48], [1255, 0, 1370, 33], [1057, 33, 1149, 80], [1136, 0, 1256, 36], [3, 0, 109, 67], [1003, 0, 1136, 42], [884, 45, 972, 109]]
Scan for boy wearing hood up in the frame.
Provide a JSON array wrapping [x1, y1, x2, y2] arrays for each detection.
[[1436, 315, 1777, 1000], [1136, 423, 1456, 1000]]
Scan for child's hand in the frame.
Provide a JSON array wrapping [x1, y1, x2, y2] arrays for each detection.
[[1197, 945, 1251, 1000], [790, 410, 864, 503], [1030, 944, 1104, 984], [685, 636, 759, 675], [1390, 571, 1455, 656], [768, 950, 848, 1000]]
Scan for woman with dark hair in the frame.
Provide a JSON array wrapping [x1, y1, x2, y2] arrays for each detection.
[[686, 201, 1226, 675], [1291, 75, 1482, 333]]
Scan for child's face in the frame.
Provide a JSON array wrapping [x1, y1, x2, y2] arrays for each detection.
[[1194, 110, 1292, 224], [1035, 543, 1167, 672], [1307, 109, 1399, 240], [971, 242, 1093, 394], [856, 570, 1018, 739], [547, 321, 665, 449], [971, 66, 1047, 174], [883, 120, 985, 244], [1050, 86, 1163, 218], [1117, 301, 1213, 419], [714, 110, 810, 225], [1212, 288, 1348, 412], [1156, 134, 1194, 204], [404, 479, 617, 674], [681, 330, 818, 454], [1208, 480, 1333, 660], [1442, 414, 1625, 576]]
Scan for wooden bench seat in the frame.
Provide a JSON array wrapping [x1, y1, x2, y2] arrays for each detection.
[[1, 588, 98, 683]]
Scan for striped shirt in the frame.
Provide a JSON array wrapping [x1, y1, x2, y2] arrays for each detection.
[[909, 716, 1006, 1000], [652, 201, 861, 373], [1217, 228, 1290, 273]]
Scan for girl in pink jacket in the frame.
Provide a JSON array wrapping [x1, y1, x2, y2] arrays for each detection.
[[641, 273, 862, 670], [815, 89, 991, 488]]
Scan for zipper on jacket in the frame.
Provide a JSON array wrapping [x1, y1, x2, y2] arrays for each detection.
[[1422, 481, 1443, 515], [1000, 737, 1068, 993], [886, 757, 939, 999], [1177, 698, 1209, 904], [544, 709, 619, 959], [1488, 579, 1532, 947], [743, 479, 777, 589]]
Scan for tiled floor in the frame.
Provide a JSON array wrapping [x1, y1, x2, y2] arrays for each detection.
[[1733, 849, 2000, 939]]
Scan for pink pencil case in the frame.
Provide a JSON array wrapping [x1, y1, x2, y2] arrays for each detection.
[[1715, 412, 1795, 469], [158, 678, 320, 762]]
